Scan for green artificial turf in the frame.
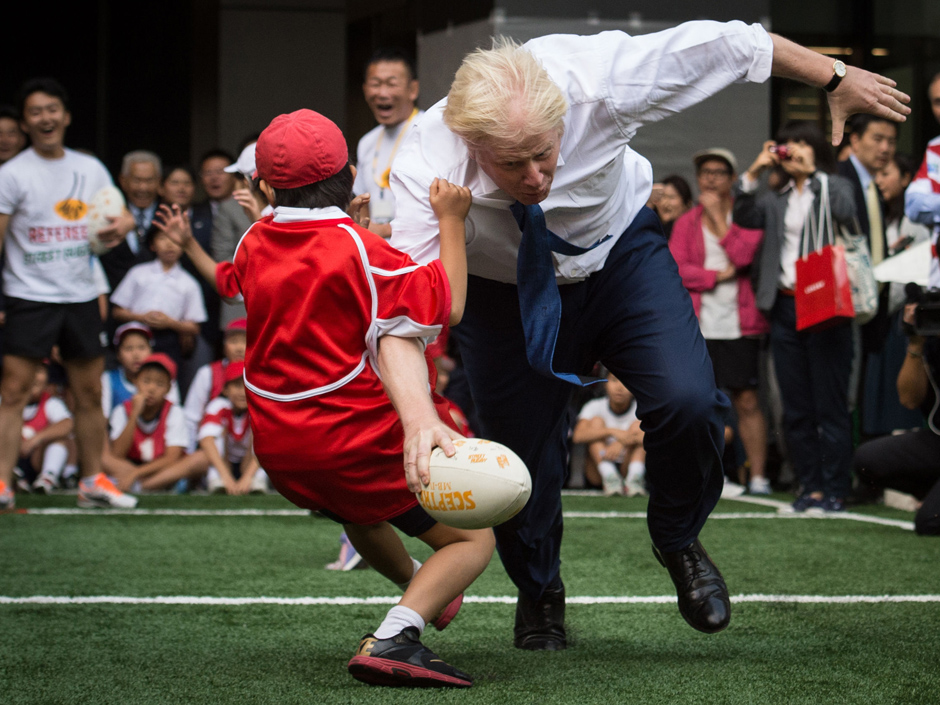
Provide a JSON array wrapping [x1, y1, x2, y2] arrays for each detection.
[[2, 493, 939, 704]]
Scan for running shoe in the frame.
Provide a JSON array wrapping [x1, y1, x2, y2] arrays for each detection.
[[790, 493, 824, 513], [77, 473, 138, 509], [748, 476, 772, 495], [32, 472, 58, 495], [325, 533, 367, 571], [602, 473, 624, 497], [347, 627, 473, 688], [0, 481, 14, 512]]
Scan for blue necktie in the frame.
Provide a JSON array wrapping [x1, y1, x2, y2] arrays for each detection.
[[511, 201, 609, 386]]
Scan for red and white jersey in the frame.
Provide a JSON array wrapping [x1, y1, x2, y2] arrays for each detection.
[[198, 396, 252, 463], [22, 392, 71, 440], [109, 399, 188, 463], [183, 359, 229, 446], [213, 205, 452, 523], [908, 135, 940, 288]]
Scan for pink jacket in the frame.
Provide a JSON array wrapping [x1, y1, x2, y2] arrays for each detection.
[[669, 204, 769, 336]]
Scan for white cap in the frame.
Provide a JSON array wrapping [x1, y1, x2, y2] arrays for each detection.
[[224, 142, 257, 179], [692, 148, 738, 173]]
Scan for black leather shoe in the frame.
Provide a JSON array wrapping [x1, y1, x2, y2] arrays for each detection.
[[514, 579, 567, 650], [653, 539, 730, 634]]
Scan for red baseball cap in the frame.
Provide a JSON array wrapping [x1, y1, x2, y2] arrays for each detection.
[[140, 353, 177, 382], [224, 361, 245, 385], [255, 109, 348, 189], [225, 318, 247, 335]]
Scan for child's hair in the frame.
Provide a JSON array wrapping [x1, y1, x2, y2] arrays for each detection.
[[271, 164, 354, 210]]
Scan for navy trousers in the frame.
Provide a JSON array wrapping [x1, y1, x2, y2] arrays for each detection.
[[450, 208, 729, 599], [769, 295, 854, 499]]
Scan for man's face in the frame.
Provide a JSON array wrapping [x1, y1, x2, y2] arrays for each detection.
[[20, 92, 71, 157], [120, 161, 160, 209], [696, 158, 734, 198], [929, 78, 940, 124], [201, 156, 235, 201], [0, 117, 26, 163], [471, 129, 562, 206], [363, 60, 419, 127], [851, 121, 897, 174]]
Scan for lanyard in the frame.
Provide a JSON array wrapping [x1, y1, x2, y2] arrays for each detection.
[[372, 108, 419, 190]]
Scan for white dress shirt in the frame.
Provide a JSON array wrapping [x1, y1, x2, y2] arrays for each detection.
[[110, 259, 208, 323], [390, 21, 773, 283]]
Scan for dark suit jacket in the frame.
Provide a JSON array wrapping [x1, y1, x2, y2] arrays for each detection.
[[835, 159, 892, 349]]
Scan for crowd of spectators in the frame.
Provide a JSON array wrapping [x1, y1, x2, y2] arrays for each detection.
[[0, 65, 937, 537]]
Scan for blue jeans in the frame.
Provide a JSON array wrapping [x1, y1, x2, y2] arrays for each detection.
[[769, 295, 854, 498], [451, 208, 729, 598]]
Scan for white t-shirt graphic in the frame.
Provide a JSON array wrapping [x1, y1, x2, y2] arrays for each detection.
[[0, 147, 114, 303]]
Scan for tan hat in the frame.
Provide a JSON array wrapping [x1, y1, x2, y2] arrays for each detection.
[[693, 148, 737, 173]]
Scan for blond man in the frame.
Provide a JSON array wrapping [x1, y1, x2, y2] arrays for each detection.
[[389, 23, 910, 650]]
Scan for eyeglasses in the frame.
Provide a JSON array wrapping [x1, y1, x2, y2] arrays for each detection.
[[698, 168, 731, 178]]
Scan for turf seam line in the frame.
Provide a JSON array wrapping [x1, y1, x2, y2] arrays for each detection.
[[2, 594, 939, 606], [10, 507, 915, 530]]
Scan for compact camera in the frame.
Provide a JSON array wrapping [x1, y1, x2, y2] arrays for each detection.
[[770, 144, 791, 160], [904, 284, 940, 337]]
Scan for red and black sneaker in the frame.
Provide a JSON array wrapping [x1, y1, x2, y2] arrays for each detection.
[[347, 627, 473, 688], [430, 593, 463, 631]]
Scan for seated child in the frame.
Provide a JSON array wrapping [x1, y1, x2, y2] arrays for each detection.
[[19, 364, 75, 494], [105, 353, 188, 493], [572, 371, 647, 497], [109, 227, 207, 367], [102, 322, 181, 418], [199, 362, 267, 494], [183, 317, 247, 448], [153, 109, 493, 688]]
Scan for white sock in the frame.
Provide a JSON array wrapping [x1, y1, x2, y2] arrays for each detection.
[[41, 443, 69, 480], [626, 461, 645, 485], [374, 605, 426, 639], [394, 558, 423, 592], [597, 460, 620, 481]]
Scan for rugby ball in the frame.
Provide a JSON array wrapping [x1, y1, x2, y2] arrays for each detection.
[[86, 186, 126, 255], [416, 439, 531, 530]]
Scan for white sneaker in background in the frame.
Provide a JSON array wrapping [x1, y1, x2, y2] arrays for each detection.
[[748, 476, 772, 495], [721, 478, 746, 499], [602, 472, 625, 497]]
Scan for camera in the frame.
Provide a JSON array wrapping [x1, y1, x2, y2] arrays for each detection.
[[903, 284, 940, 336], [770, 144, 791, 160]]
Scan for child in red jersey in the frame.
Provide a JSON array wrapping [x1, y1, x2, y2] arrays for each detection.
[[183, 317, 247, 449], [155, 109, 493, 688], [106, 353, 188, 492], [18, 364, 74, 493]]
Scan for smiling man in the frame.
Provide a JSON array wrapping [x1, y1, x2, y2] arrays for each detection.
[[0, 77, 137, 511], [353, 48, 422, 238], [389, 26, 910, 651]]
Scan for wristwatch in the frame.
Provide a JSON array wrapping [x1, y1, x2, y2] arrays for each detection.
[[824, 60, 847, 92]]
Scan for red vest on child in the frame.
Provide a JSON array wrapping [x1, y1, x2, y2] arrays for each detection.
[[22, 392, 52, 438], [124, 399, 173, 464]]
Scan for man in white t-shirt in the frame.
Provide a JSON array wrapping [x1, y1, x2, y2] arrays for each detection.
[[0, 78, 138, 511], [353, 48, 423, 239]]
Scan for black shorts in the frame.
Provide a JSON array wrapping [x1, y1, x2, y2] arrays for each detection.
[[318, 503, 437, 538], [4, 296, 106, 361], [706, 337, 761, 392]]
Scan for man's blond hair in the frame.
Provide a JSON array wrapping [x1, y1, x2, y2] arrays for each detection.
[[443, 37, 567, 150]]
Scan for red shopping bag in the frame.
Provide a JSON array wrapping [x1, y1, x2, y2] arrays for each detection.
[[794, 243, 855, 331]]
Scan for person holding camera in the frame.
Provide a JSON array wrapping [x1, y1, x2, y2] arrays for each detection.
[[733, 121, 858, 513], [853, 296, 940, 536]]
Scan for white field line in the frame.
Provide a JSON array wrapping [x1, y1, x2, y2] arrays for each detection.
[[1, 594, 939, 606], [16, 506, 915, 530]]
